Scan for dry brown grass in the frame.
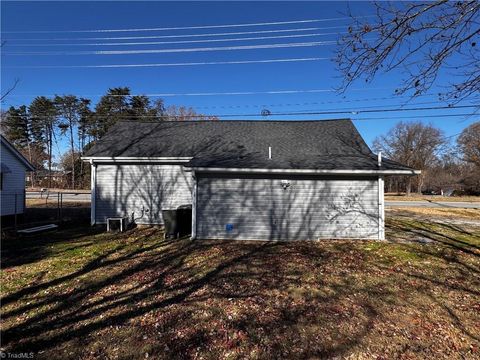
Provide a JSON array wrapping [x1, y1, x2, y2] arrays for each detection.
[[385, 194, 480, 202], [388, 207, 480, 220], [1, 215, 479, 359]]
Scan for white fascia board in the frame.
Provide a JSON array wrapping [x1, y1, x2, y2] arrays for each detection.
[[188, 167, 421, 176], [81, 156, 192, 163]]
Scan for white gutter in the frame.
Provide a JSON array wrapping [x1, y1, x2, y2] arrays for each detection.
[[187, 167, 421, 176], [378, 176, 385, 240], [81, 156, 192, 163], [90, 160, 97, 226], [191, 171, 197, 241]]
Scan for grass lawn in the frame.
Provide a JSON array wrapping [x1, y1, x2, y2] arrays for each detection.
[[388, 207, 480, 221], [1, 214, 479, 359]]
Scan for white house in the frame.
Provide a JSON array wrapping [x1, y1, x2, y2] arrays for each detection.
[[83, 119, 420, 241], [1, 135, 35, 218]]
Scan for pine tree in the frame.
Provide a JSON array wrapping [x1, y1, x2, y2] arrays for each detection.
[[2, 106, 30, 147], [93, 87, 131, 139], [29, 97, 58, 188]]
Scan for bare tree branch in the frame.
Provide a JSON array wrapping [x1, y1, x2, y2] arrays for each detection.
[[1, 78, 20, 102], [336, 1, 480, 101], [1, 41, 21, 102]]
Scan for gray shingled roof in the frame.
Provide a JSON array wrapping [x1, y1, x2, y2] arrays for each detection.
[[84, 119, 413, 171]]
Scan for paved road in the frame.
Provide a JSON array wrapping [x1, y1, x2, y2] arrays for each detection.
[[26, 191, 480, 209], [385, 201, 480, 209]]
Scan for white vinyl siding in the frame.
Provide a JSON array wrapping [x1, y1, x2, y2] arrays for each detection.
[[1, 143, 27, 216], [196, 174, 380, 240], [95, 164, 192, 224]]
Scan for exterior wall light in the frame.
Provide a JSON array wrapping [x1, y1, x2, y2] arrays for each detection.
[[281, 180, 291, 190]]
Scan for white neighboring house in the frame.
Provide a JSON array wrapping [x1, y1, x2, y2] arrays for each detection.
[[1, 135, 35, 218]]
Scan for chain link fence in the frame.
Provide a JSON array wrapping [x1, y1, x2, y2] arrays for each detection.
[[2, 191, 91, 230]]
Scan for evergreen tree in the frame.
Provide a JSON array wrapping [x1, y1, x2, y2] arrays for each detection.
[[2, 106, 30, 148], [55, 95, 85, 189], [129, 95, 155, 121], [92, 87, 131, 139]]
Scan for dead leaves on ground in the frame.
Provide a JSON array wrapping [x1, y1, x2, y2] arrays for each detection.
[[1, 220, 479, 359]]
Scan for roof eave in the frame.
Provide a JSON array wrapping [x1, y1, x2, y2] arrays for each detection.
[[81, 156, 193, 163], [185, 167, 421, 176]]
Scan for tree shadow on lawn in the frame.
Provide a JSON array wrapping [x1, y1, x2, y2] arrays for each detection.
[[1, 225, 104, 269], [1, 226, 479, 359], [386, 216, 480, 256]]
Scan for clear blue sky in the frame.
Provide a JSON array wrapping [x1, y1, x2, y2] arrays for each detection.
[[1, 1, 478, 159]]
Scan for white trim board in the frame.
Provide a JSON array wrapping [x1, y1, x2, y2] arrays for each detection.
[[187, 167, 421, 176], [82, 156, 192, 163]]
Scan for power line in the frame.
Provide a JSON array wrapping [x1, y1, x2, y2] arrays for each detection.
[[8, 32, 343, 47], [263, 104, 478, 117], [4, 16, 374, 34], [3, 26, 347, 41], [352, 113, 477, 121], [4, 40, 335, 55], [5, 106, 477, 119], [6, 87, 389, 97], [189, 94, 449, 109], [211, 99, 479, 112], [7, 57, 330, 69], [6, 114, 475, 121]]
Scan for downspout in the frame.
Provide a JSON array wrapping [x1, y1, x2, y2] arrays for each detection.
[[191, 171, 197, 240], [90, 160, 97, 226], [377, 152, 385, 240]]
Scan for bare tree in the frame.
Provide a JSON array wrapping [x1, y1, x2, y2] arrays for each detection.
[[336, 1, 480, 101], [457, 121, 480, 167], [373, 121, 445, 195], [164, 105, 219, 121]]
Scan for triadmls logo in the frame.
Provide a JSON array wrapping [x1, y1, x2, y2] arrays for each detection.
[[0, 352, 35, 359]]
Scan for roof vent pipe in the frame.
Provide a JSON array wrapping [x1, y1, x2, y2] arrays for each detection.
[[378, 152, 382, 167], [268, 146, 272, 160]]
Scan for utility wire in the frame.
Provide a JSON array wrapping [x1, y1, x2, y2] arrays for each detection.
[[9, 32, 343, 47], [5, 106, 477, 119], [189, 94, 454, 109], [4, 40, 335, 55], [262, 104, 478, 117], [4, 16, 374, 34], [8, 113, 475, 120], [7, 57, 330, 69], [4, 26, 347, 41], [6, 87, 390, 97], [352, 113, 477, 121], [213, 99, 480, 112]]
